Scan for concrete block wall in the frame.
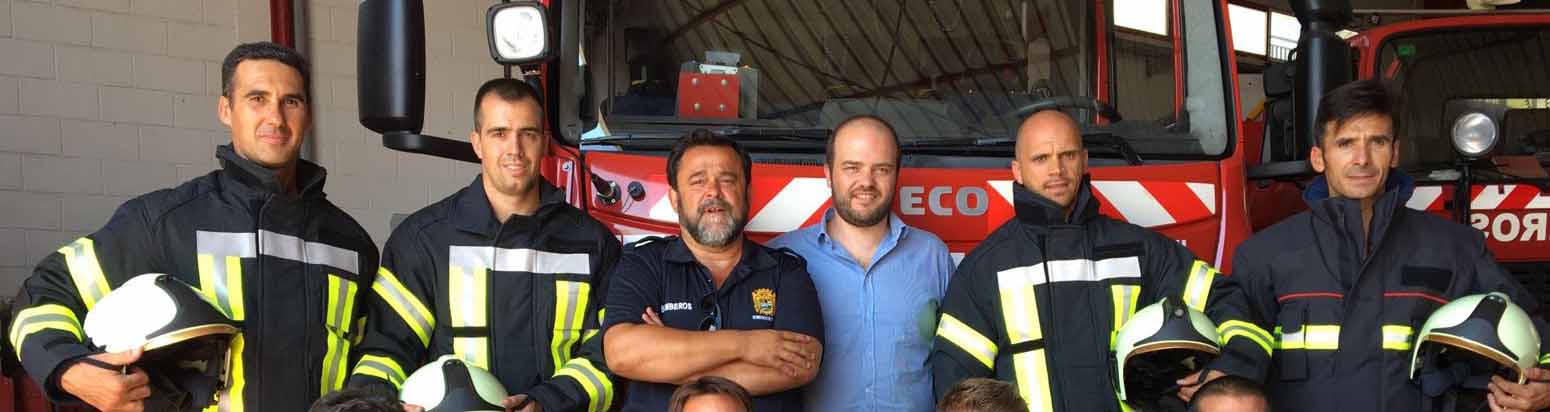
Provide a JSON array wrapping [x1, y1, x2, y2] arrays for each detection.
[[0, 0, 500, 296]]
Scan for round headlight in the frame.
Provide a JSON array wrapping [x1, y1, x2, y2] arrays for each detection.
[[1452, 112, 1499, 158]]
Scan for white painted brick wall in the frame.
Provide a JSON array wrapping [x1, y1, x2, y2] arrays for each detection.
[[0, 1, 12, 38], [0, 153, 20, 190], [57, 46, 134, 87], [62, 120, 140, 160], [0, 114, 62, 154], [55, 0, 129, 13], [0, 190, 61, 230], [3, 1, 498, 295], [131, 0, 203, 23], [0, 229, 26, 267], [0, 76, 17, 113], [19, 78, 99, 120], [101, 86, 173, 125], [140, 126, 214, 164], [101, 159, 176, 197], [0, 38, 56, 78], [59, 194, 129, 232], [12, 2, 92, 46], [22, 154, 101, 194], [92, 12, 167, 54], [132, 54, 205, 94]]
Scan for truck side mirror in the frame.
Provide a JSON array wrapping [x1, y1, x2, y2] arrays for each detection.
[[359, 0, 478, 163]]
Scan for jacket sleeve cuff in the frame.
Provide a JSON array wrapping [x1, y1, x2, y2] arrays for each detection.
[[525, 379, 582, 412], [345, 375, 399, 399], [1207, 340, 1271, 383], [38, 348, 94, 404]]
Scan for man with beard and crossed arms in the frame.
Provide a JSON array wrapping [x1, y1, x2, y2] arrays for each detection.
[[767, 115, 954, 412], [603, 130, 825, 412]]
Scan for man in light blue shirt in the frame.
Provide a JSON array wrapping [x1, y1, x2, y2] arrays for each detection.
[[767, 115, 955, 412]]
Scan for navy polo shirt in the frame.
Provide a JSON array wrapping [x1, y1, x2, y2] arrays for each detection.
[[602, 236, 824, 412]]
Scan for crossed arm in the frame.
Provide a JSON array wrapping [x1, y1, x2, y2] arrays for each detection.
[[602, 311, 822, 395]]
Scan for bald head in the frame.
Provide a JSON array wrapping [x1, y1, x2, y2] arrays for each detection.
[[1011, 110, 1087, 212], [1015, 111, 1081, 154]]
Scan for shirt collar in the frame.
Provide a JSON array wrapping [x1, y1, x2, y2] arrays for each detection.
[[663, 236, 778, 272], [813, 208, 907, 246]]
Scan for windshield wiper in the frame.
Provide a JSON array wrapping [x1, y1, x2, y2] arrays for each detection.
[[904, 131, 1144, 166], [718, 127, 831, 141], [584, 127, 830, 142]]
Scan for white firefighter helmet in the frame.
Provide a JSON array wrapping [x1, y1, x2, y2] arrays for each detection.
[[1114, 296, 1221, 410], [84, 273, 240, 353], [1410, 292, 1541, 385], [400, 355, 509, 412]]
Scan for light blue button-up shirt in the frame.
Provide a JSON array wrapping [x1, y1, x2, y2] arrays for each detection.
[[767, 210, 954, 412]]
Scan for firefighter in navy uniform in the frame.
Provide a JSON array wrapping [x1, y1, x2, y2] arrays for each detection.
[[8, 42, 378, 412], [931, 110, 1272, 412], [602, 130, 825, 412], [346, 78, 619, 412], [1231, 80, 1550, 412]]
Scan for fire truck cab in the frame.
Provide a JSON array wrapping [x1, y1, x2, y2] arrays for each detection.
[[364, 0, 1256, 270], [1246, 5, 1550, 306]]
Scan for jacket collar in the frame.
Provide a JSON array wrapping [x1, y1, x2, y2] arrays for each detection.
[[1014, 174, 1101, 228], [663, 236, 778, 272], [451, 174, 567, 237], [1302, 170, 1415, 254], [215, 144, 327, 199]]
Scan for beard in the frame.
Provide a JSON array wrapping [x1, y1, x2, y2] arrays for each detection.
[[832, 185, 891, 227], [680, 197, 747, 247]]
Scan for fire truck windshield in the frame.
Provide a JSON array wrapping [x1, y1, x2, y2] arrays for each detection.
[[1379, 26, 1550, 180], [578, 0, 1234, 160]]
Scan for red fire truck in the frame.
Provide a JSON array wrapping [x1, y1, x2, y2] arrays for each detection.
[[1246, 7, 1550, 307], [363, 0, 1259, 271]]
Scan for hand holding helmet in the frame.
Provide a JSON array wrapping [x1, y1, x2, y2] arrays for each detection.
[[58, 347, 152, 412], [1114, 296, 1224, 411], [74, 273, 241, 412]]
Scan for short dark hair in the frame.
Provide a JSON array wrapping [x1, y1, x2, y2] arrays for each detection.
[[668, 376, 753, 412], [666, 129, 753, 190], [938, 378, 1029, 412], [473, 77, 545, 131], [826, 114, 902, 166], [1187, 375, 1268, 412], [1315, 79, 1395, 146], [308, 388, 401, 412], [221, 42, 309, 100]]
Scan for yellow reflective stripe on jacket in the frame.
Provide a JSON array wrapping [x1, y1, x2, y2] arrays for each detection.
[[1381, 325, 1414, 351], [555, 358, 613, 412], [1109, 284, 1141, 348], [9, 304, 83, 359], [1276, 325, 1340, 350], [1274, 324, 1414, 351], [936, 313, 998, 369], [996, 267, 1054, 412], [1182, 260, 1217, 312], [1539, 353, 1550, 365], [204, 334, 246, 412], [372, 267, 434, 347], [197, 254, 247, 321], [551, 281, 589, 370], [320, 274, 359, 395], [1218, 320, 1274, 356], [449, 264, 489, 370], [59, 238, 111, 310], [354, 354, 409, 389]]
